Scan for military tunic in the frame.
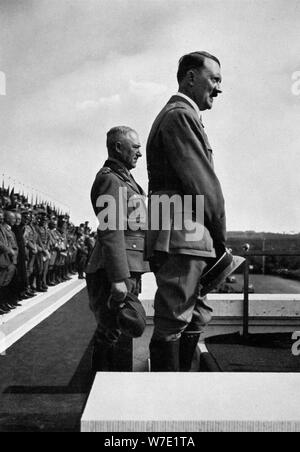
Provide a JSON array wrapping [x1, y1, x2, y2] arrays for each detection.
[[86, 158, 150, 346]]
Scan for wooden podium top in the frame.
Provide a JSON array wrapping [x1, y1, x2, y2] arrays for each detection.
[[81, 373, 300, 432]]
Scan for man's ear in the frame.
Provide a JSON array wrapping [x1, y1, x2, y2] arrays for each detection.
[[187, 69, 196, 87], [115, 141, 122, 156]]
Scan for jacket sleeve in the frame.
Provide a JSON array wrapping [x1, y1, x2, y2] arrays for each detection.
[[0, 240, 11, 255], [24, 227, 36, 251], [0, 229, 11, 254], [162, 107, 227, 251], [93, 174, 130, 282]]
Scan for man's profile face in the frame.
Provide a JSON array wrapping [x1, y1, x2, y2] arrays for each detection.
[[49, 219, 57, 229], [6, 212, 16, 227], [192, 58, 222, 111], [15, 213, 22, 226], [117, 131, 142, 170], [39, 215, 47, 226], [22, 213, 29, 225]]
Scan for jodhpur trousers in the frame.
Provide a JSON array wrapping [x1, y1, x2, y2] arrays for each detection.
[[151, 253, 213, 342]]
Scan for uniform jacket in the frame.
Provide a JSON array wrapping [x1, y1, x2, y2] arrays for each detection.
[[24, 224, 38, 254], [48, 229, 60, 251], [0, 224, 12, 268], [146, 95, 227, 259], [0, 225, 16, 287], [36, 225, 50, 251], [2, 224, 19, 265], [86, 158, 150, 282]]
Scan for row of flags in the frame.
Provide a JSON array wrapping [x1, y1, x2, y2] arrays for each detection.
[[0, 174, 70, 217]]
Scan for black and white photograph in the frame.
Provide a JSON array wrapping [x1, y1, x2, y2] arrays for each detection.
[[0, 0, 300, 435]]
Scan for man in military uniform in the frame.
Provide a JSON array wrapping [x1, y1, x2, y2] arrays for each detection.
[[1, 210, 20, 309], [67, 225, 78, 276], [86, 126, 150, 372], [12, 211, 30, 301], [0, 208, 17, 314], [35, 210, 51, 292], [24, 210, 39, 293], [47, 215, 61, 285], [76, 233, 89, 279], [146, 51, 242, 371], [56, 215, 71, 282]]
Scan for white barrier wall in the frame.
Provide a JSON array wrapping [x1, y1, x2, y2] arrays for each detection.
[[81, 373, 300, 432]]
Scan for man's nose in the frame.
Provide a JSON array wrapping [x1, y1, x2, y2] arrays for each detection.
[[215, 82, 222, 94], [213, 86, 222, 97]]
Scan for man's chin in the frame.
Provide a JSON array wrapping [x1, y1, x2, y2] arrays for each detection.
[[201, 100, 213, 111]]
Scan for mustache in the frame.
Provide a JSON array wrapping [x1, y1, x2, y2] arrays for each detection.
[[211, 89, 222, 97]]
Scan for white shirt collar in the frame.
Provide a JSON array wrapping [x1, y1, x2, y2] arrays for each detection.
[[176, 92, 202, 121]]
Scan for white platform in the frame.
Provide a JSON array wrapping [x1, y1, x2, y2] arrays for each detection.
[[81, 373, 300, 432], [0, 277, 86, 354]]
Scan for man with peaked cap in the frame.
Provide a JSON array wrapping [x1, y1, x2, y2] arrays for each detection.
[[12, 210, 31, 301], [47, 215, 60, 286], [22, 209, 36, 298], [86, 126, 150, 372], [0, 210, 20, 309], [146, 51, 244, 372], [35, 209, 51, 292], [76, 233, 89, 280], [0, 208, 17, 314], [24, 210, 39, 293], [56, 215, 71, 282]]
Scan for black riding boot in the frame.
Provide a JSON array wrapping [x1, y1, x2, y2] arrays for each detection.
[[29, 275, 37, 292], [92, 342, 116, 372], [47, 269, 55, 286], [150, 339, 180, 372], [54, 266, 61, 284], [179, 333, 201, 372]]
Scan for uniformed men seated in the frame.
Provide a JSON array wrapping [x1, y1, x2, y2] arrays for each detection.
[[0, 187, 92, 316]]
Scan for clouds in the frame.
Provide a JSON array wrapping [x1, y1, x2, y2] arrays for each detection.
[[129, 80, 168, 102], [76, 95, 121, 111], [0, 0, 180, 95], [1, 0, 300, 230]]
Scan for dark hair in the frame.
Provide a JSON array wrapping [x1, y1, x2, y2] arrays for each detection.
[[177, 51, 221, 84]]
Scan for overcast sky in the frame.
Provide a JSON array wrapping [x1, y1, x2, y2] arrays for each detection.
[[0, 0, 300, 232]]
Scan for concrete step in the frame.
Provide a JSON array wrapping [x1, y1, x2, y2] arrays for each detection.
[[0, 277, 86, 355], [81, 372, 300, 432]]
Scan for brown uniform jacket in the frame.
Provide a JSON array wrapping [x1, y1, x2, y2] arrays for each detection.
[[0, 224, 12, 268], [1, 224, 19, 265], [86, 159, 150, 282], [146, 95, 227, 259]]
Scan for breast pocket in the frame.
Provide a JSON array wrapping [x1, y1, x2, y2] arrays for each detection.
[[125, 235, 145, 251]]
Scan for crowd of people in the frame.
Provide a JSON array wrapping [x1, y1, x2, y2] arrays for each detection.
[[0, 185, 95, 316]]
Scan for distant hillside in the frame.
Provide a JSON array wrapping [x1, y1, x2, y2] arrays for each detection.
[[228, 231, 300, 240], [226, 231, 300, 274]]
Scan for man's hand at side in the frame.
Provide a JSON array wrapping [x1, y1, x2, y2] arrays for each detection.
[[111, 281, 128, 303]]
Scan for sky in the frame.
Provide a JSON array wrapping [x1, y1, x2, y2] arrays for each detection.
[[0, 0, 300, 232]]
